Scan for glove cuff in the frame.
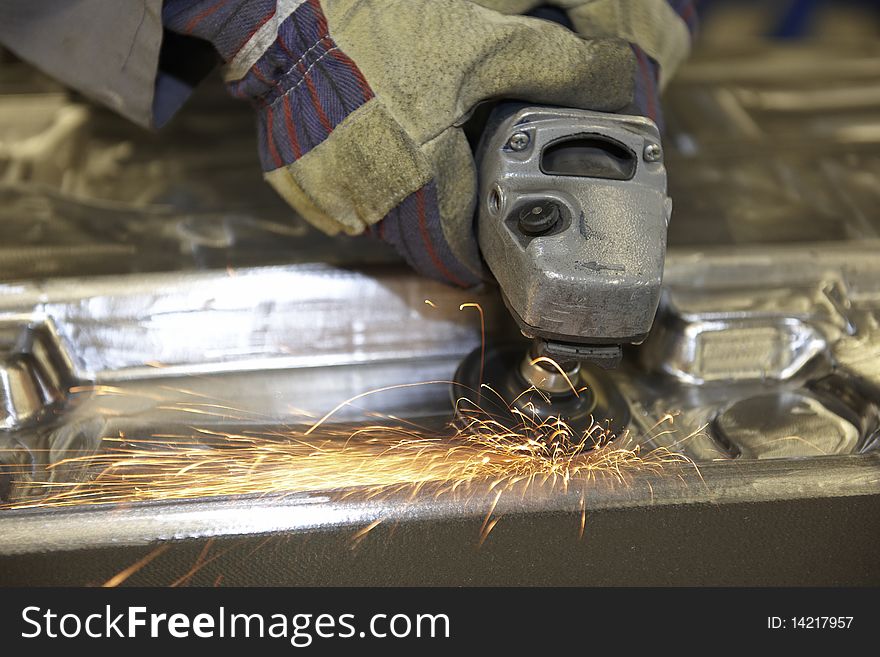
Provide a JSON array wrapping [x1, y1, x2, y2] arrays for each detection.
[[165, 0, 375, 173], [628, 0, 698, 129], [630, 44, 663, 128], [370, 181, 482, 289], [163, 0, 279, 63]]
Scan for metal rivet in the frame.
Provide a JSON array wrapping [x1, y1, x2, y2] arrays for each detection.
[[643, 142, 662, 162], [507, 132, 530, 151]]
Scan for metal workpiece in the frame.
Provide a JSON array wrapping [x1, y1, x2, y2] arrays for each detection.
[[640, 283, 847, 385], [666, 43, 880, 152], [1, 318, 77, 430], [712, 389, 863, 460], [1, 449, 878, 586], [664, 43, 880, 248], [1, 453, 878, 560], [0, 66, 404, 283], [626, 242, 880, 461], [477, 106, 672, 347], [0, 254, 877, 583], [0, 242, 873, 501], [0, 265, 506, 382]]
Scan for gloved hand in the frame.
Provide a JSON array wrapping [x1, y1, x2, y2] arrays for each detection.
[[470, 1, 696, 124], [163, 0, 645, 286]]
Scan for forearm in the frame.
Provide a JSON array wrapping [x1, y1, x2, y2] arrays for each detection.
[[0, 0, 165, 128]]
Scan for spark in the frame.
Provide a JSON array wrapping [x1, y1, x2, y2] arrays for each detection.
[[478, 490, 503, 547], [351, 518, 385, 547], [527, 356, 581, 396], [2, 347, 699, 547], [69, 384, 130, 395], [424, 299, 437, 308], [101, 544, 170, 587], [459, 302, 485, 400], [478, 516, 501, 548], [168, 539, 239, 588], [1, 389, 696, 515], [578, 492, 586, 540], [170, 539, 215, 588], [304, 381, 453, 436], [760, 435, 829, 455]]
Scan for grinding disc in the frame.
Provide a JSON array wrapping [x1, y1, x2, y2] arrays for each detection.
[[451, 343, 631, 447]]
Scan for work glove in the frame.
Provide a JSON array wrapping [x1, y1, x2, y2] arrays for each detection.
[[162, 0, 664, 286], [471, 1, 696, 124]]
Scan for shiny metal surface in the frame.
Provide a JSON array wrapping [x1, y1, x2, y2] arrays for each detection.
[[1, 454, 878, 557], [626, 242, 880, 461], [0, 265, 505, 381], [0, 318, 75, 430], [0, 67, 401, 282], [664, 43, 880, 246], [0, 245, 876, 525]]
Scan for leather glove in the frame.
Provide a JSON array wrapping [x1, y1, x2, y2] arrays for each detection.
[[471, 1, 697, 123], [163, 0, 639, 286]]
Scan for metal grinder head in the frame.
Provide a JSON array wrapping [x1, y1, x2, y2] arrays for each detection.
[[476, 106, 672, 369], [451, 342, 632, 444]]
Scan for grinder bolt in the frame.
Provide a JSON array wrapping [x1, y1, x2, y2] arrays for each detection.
[[507, 131, 531, 151], [517, 201, 560, 236], [643, 142, 663, 162]]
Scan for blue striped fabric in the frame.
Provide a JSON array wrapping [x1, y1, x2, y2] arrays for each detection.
[[163, 0, 277, 61], [246, 1, 374, 171], [631, 43, 663, 128], [165, 0, 373, 172], [630, 0, 698, 129], [369, 182, 481, 288]]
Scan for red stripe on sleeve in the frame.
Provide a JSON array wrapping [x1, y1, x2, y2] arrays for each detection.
[[282, 94, 303, 160], [229, 6, 277, 59], [415, 188, 467, 288], [299, 61, 334, 135], [184, 0, 229, 34], [265, 106, 284, 168]]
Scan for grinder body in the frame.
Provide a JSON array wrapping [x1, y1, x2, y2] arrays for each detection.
[[476, 105, 671, 368]]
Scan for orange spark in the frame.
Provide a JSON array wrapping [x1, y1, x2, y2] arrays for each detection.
[[101, 544, 170, 588], [459, 302, 485, 402]]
